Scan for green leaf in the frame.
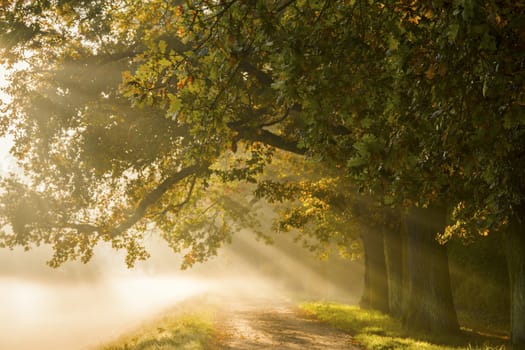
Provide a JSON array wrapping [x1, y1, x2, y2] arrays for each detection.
[[167, 93, 182, 118], [361, 118, 373, 128], [447, 23, 460, 42], [388, 35, 399, 51], [479, 32, 496, 51], [347, 157, 368, 168]]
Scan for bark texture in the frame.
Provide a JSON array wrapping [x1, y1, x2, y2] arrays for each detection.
[[383, 209, 406, 319], [360, 229, 389, 313], [505, 205, 525, 349], [404, 206, 459, 334]]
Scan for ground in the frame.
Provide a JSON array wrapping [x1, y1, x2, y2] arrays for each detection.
[[211, 296, 361, 349]]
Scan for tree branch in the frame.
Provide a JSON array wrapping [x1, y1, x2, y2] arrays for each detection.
[[67, 223, 101, 234], [259, 108, 290, 128], [274, 0, 297, 13], [239, 59, 273, 86], [230, 123, 305, 155], [159, 174, 198, 216], [111, 163, 206, 236]]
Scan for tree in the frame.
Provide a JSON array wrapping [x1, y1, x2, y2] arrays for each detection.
[[248, 0, 524, 338], [2, 0, 524, 343], [0, 0, 447, 332], [0, 1, 391, 322], [0, 0, 363, 263], [378, 1, 525, 342], [0, 0, 273, 268]]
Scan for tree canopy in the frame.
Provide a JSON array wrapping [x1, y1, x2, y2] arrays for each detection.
[[1, 0, 524, 266]]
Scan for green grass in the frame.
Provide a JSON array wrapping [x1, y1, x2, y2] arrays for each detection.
[[91, 297, 509, 350], [300, 302, 508, 350], [94, 302, 219, 350]]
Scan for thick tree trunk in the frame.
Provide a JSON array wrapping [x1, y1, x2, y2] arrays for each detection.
[[383, 209, 406, 319], [360, 229, 389, 313], [404, 206, 459, 334], [505, 205, 525, 349]]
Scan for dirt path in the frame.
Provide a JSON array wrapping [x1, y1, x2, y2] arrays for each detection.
[[212, 297, 361, 349]]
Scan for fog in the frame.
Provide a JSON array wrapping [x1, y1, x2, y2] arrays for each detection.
[[0, 237, 209, 350], [0, 229, 363, 350], [0, 58, 369, 349]]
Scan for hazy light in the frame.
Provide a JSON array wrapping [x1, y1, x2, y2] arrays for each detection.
[[0, 135, 14, 175], [0, 64, 7, 86], [0, 274, 210, 350], [0, 237, 213, 350], [0, 227, 363, 350], [0, 63, 11, 103], [109, 274, 211, 314], [0, 61, 364, 347], [1, 64, 15, 175]]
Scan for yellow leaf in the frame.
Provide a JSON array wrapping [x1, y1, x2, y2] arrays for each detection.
[[424, 65, 435, 80], [408, 15, 421, 24]]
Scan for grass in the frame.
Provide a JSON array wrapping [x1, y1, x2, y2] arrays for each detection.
[[91, 297, 509, 350], [94, 299, 219, 350], [300, 302, 509, 350]]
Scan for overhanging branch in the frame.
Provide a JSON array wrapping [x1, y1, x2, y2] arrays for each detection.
[[111, 163, 206, 236], [68, 223, 100, 233], [159, 174, 198, 216], [230, 123, 305, 155], [61, 164, 206, 238]]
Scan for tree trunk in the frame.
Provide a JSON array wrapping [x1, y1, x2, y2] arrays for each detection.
[[360, 229, 389, 313], [505, 205, 525, 349], [383, 209, 406, 319], [404, 205, 459, 334]]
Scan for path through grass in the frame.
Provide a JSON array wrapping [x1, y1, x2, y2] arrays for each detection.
[[93, 297, 510, 350]]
